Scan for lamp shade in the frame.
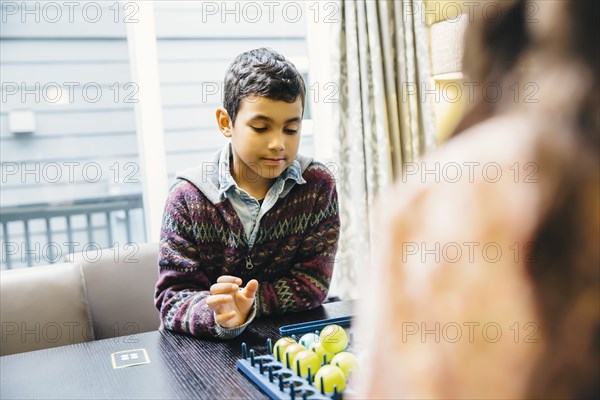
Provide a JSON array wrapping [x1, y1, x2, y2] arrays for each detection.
[[430, 14, 468, 78]]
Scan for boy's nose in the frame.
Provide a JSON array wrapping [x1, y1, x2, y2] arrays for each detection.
[[268, 132, 285, 151]]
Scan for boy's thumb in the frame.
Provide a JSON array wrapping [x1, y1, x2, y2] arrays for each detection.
[[244, 279, 259, 298]]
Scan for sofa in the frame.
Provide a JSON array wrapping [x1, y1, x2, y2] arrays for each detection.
[[0, 242, 161, 356]]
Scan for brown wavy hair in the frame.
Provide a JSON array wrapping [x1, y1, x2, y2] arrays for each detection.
[[453, 0, 599, 150], [223, 47, 306, 126], [453, 1, 599, 398]]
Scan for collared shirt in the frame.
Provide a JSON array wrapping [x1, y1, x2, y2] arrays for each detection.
[[217, 143, 306, 248]]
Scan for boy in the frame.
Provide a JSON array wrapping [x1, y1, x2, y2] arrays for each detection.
[[155, 48, 340, 339]]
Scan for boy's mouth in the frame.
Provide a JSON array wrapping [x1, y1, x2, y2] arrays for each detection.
[[262, 158, 286, 165]]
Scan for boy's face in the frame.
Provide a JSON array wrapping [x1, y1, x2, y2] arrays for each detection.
[[218, 95, 303, 186]]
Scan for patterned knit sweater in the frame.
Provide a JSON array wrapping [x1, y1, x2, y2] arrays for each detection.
[[155, 149, 340, 339]]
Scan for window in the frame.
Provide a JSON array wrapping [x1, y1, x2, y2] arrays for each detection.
[[0, 0, 314, 269]]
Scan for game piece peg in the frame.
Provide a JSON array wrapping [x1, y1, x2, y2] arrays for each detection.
[[259, 358, 264, 374], [241, 343, 247, 360], [296, 360, 301, 376], [266, 338, 273, 355], [250, 349, 255, 367], [323, 354, 328, 365], [333, 386, 339, 400], [290, 385, 295, 400], [279, 374, 284, 391], [307, 366, 312, 384], [314, 330, 320, 337], [320, 377, 325, 395], [291, 334, 297, 342], [268, 365, 273, 382], [302, 390, 308, 400], [286, 353, 291, 369]]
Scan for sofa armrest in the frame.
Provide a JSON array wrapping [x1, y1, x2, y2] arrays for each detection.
[[74, 242, 160, 340], [0, 262, 94, 356]]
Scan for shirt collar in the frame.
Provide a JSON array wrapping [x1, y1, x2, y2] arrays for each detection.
[[218, 143, 237, 199], [218, 143, 306, 201]]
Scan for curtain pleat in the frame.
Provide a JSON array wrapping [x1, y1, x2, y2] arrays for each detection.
[[309, 0, 436, 299]]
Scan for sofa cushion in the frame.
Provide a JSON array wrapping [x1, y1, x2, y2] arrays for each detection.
[[0, 262, 94, 356], [75, 242, 160, 340]]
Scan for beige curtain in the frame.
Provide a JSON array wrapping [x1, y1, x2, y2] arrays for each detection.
[[307, 0, 436, 299]]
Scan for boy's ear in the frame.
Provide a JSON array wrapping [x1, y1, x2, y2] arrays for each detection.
[[216, 108, 233, 138]]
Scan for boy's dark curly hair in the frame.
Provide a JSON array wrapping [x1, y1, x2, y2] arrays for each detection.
[[223, 47, 306, 126]]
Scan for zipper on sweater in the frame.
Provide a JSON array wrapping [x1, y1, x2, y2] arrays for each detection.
[[245, 231, 255, 269]]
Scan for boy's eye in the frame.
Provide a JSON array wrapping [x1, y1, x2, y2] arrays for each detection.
[[250, 126, 267, 132], [285, 129, 298, 135]]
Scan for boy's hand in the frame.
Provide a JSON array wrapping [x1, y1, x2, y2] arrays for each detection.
[[206, 275, 258, 328]]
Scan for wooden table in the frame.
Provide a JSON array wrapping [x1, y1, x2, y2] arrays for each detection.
[[0, 301, 354, 399]]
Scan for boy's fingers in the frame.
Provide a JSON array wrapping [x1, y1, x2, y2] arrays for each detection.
[[242, 279, 259, 299], [206, 294, 233, 308], [210, 282, 239, 294], [217, 276, 243, 285], [215, 311, 236, 324]]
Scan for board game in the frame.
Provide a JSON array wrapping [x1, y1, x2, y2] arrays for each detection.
[[236, 316, 355, 400]]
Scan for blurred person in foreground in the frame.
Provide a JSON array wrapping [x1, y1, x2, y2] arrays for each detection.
[[353, 0, 599, 398]]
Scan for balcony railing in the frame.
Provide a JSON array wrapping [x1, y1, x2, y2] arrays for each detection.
[[1, 194, 145, 270]]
